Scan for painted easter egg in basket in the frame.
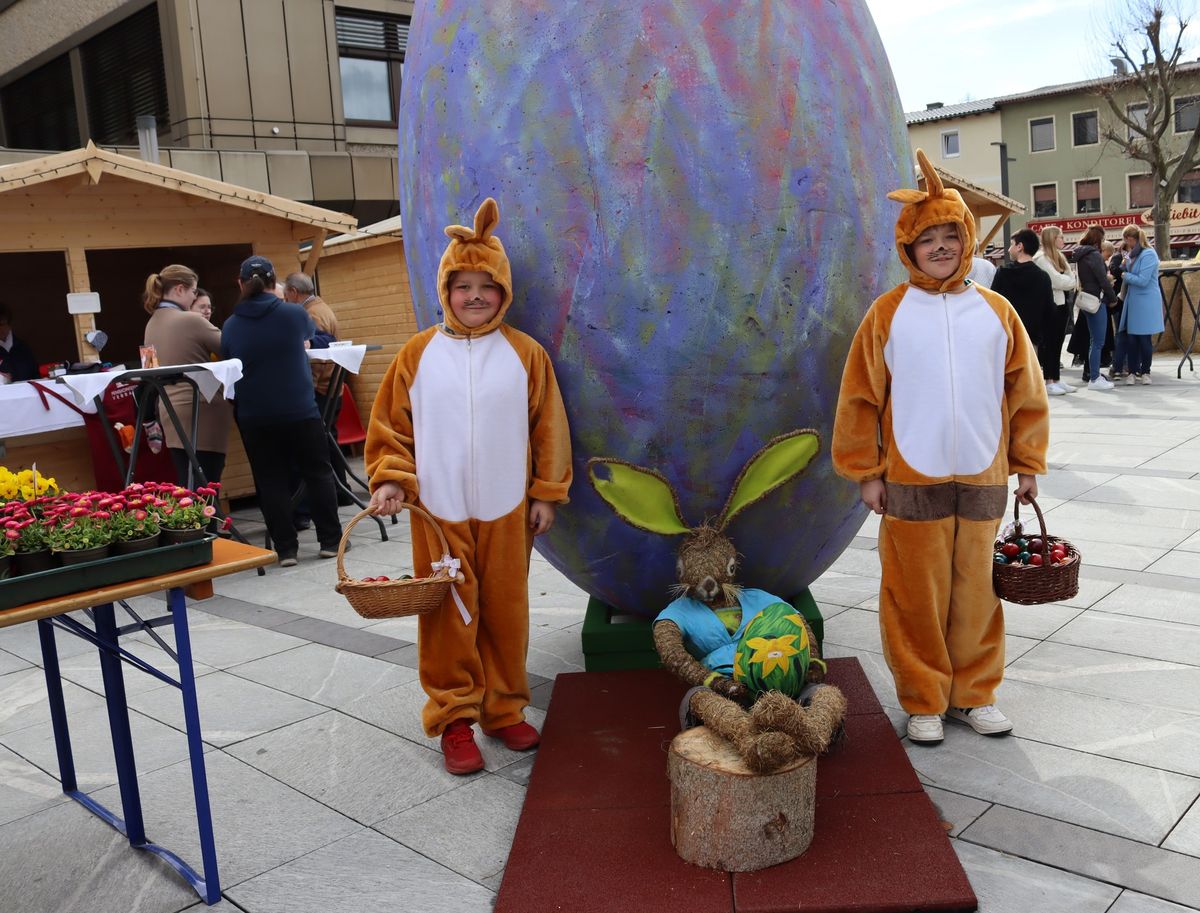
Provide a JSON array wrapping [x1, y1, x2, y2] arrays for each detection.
[[733, 602, 813, 698], [398, 0, 912, 616]]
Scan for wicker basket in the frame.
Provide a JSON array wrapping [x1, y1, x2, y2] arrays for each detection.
[[335, 505, 465, 619], [992, 496, 1081, 606]]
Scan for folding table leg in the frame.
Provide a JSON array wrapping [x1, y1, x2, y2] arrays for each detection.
[[37, 619, 78, 793], [169, 587, 221, 902], [93, 602, 147, 846]]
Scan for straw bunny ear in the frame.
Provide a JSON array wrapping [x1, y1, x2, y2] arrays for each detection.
[[443, 197, 501, 242], [588, 458, 691, 536], [717, 430, 820, 530]]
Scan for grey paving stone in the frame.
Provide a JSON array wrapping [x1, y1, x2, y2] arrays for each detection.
[[1000, 601, 1083, 639], [0, 648, 30, 675], [1065, 537, 1169, 571], [375, 641, 419, 669], [56, 640, 220, 697], [128, 670, 327, 747], [1164, 798, 1200, 856], [360, 613, 421, 641], [808, 575, 881, 608], [1041, 500, 1200, 533], [525, 623, 585, 678], [90, 750, 362, 888], [1089, 583, 1200, 626], [1077, 475, 1200, 512], [0, 744, 67, 826], [821, 643, 902, 710], [907, 727, 1200, 843], [272, 616, 409, 657], [953, 839, 1121, 913], [226, 642, 418, 709], [129, 611, 308, 670], [1146, 551, 1200, 580], [1050, 611, 1200, 667], [1041, 468, 1120, 501], [962, 804, 1200, 908], [924, 785, 990, 837], [1005, 634, 1039, 665], [339, 678, 547, 772], [0, 801, 199, 913], [225, 710, 462, 825], [823, 607, 882, 653], [1110, 890, 1200, 913], [996, 678, 1200, 777], [375, 774, 525, 885], [1055, 574, 1123, 608], [179, 901, 244, 913], [529, 679, 554, 712], [0, 614, 100, 663], [186, 594, 307, 630], [1008, 641, 1200, 715], [824, 546, 883, 578], [227, 829, 495, 913], [0, 667, 103, 736], [495, 754, 536, 787]]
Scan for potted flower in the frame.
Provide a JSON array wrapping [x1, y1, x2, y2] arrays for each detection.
[[4, 503, 55, 576], [0, 533, 12, 581], [154, 483, 220, 544], [110, 495, 162, 555], [46, 499, 114, 565]]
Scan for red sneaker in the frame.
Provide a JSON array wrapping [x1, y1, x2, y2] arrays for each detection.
[[440, 719, 484, 775], [482, 721, 540, 751]]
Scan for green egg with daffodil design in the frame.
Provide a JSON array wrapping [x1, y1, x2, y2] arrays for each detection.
[[733, 603, 812, 699]]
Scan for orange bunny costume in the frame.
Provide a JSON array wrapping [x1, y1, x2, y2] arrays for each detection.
[[831, 151, 1049, 720], [366, 199, 572, 737]]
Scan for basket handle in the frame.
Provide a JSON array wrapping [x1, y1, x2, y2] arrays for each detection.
[[336, 504, 464, 583], [1012, 495, 1051, 560]]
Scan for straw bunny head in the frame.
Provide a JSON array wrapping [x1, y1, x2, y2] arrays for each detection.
[[889, 149, 977, 293], [437, 197, 514, 335], [588, 430, 820, 605]]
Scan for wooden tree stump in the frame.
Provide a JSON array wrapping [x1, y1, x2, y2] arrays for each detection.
[[668, 725, 816, 872]]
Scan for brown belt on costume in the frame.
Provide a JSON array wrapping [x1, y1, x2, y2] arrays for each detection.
[[884, 481, 1007, 522]]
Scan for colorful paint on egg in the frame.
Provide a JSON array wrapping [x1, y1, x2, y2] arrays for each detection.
[[398, 0, 912, 616]]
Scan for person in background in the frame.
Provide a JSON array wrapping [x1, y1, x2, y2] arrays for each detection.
[[189, 288, 214, 323], [967, 254, 996, 289], [221, 256, 343, 567], [1032, 226, 1078, 395], [991, 228, 1055, 349], [143, 265, 233, 484], [1104, 240, 1130, 381], [0, 301, 39, 383], [1116, 224, 1164, 385], [1073, 225, 1118, 391]]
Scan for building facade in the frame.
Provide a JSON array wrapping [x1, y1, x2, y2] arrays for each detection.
[[0, 0, 413, 223], [906, 100, 1003, 197]]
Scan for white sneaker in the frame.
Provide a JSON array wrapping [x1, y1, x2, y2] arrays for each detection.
[[1088, 376, 1115, 391], [947, 705, 1013, 736], [906, 714, 944, 744], [1057, 380, 1076, 393], [1125, 374, 1137, 386], [1140, 374, 1152, 385], [1046, 381, 1067, 396]]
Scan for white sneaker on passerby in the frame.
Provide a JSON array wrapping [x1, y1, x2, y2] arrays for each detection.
[[947, 704, 1013, 736], [906, 714, 944, 744], [1046, 381, 1067, 396], [1057, 380, 1076, 393], [1088, 376, 1115, 391], [1125, 374, 1137, 386], [1140, 373, 1152, 385]]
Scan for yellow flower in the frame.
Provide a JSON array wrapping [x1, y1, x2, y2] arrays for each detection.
[[746, 635, 801, 678], [783, 613, 810, 650], [732, 652, 745, 680]]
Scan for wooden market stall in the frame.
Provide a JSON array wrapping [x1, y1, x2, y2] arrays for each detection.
[[312, 215, 418, 426], [918, 164, 1025, 254], [0, 143, 356, 497]]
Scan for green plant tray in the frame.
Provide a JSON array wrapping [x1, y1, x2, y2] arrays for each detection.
[[0, 534, 216, 612]]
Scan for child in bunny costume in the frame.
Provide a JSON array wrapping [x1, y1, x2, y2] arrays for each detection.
[[831, 150, 1049, 745], [366, 198, 572, 774]]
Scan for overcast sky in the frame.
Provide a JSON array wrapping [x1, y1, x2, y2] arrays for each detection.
[[863, 0, 1199, 113]]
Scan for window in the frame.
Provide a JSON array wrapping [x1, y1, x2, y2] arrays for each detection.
[[1128, 173, 1154, 209], [1127, 102, 1149, 139], [1175, 95, 1200, 133], [1030, 116, 1055, 152], [1075, 178, 1101, 214], [1178, 170, 1200, 203], [0, 54, 78, 151], [941, 130, 959, 157], [80, 4, 169, 145], [1072, 110, 1098, 146], [1032, 183, 1057, 218], [336, 8, 410, 125]]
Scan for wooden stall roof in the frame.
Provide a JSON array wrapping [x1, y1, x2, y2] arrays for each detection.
[[316, 214, 403, 257], [0, 142, 357, 239]]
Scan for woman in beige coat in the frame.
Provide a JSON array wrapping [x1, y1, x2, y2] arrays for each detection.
[[142, 264, 233, 485]]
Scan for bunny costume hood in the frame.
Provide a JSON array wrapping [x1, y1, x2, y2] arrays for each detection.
[[890, 149, 977, 293], [437, 197, 513, 337]]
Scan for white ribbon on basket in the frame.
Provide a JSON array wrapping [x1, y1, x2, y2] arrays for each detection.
[[432, 554, 471, 625]]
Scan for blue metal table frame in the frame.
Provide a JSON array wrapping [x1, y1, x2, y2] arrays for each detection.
[[0, 539, 275, 906]]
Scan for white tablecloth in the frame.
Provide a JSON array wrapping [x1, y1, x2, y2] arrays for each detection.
[[307, 344, 367, 374], [0, 360, 243, 440]]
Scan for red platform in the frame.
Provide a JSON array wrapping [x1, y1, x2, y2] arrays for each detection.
[[496, 659, 976, 913]]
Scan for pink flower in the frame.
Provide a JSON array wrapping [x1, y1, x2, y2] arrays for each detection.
[[173, 488, 189, 498], [221, 516, 233, 531], [70, 507, 89, 517], [93, 510, 111, 519], [197, 487, 216, 497], [133, 510, 147, 521], [4, 520, 19, 530], [4, 530, 18, 540], [202, 505, 216, 518], [178, 497, 194, 508], [61, 520, 76, 530]]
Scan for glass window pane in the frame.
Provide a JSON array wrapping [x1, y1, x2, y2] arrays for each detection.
[[1178, 170, 1200, 203], [1033, 184, 1056, 217], [1175, 96, 1199, 133], [1076, 180, 1100, 213], [941, 131, 959, 156], [1073, 111, 1097, 145], [340, 56, 392, 121], [1127, 102, 1148, 139], [1030, 117, 1054, 152], [1129, 174, 1153, 208]]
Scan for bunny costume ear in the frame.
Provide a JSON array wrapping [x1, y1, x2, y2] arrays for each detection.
[[588, 458, 690, 535], [889, 149, 976, 293], [717, 429, 820, 530]]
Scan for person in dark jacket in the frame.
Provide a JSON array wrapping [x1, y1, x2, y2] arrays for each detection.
[[0, 302, 40, 382], [221, 256, 343, 566], [991, 229, 1055, 346], [1072, 226, 1118, 390]]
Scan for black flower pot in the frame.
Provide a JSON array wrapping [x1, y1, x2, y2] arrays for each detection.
[[113, 534, 162, 555], [14, 549, 55, 576], [56, 545, 111, 566], [161, 527, 206, 545], [0, 555, 11, 581]]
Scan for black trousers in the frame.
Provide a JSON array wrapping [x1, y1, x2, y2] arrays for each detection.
[[1037, 303, 1071, 381], [293, 388, 348, 520], [169, 447, 226, 488], [240, 417, 342, 557]]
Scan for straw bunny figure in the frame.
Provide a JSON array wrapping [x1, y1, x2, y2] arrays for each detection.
[[589, 430, 847, 773]]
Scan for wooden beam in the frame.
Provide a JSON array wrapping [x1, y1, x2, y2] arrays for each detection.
[[303, 228, 326, 274], [64, 248, 98, 365], [85, 159, 103, 185], [979, 217, 1006, 250]]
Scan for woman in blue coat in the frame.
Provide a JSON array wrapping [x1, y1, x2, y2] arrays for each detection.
[[1117, 225, 1164, 384]]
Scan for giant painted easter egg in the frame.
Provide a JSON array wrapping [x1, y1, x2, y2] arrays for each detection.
[[398, 1, 912, 616]]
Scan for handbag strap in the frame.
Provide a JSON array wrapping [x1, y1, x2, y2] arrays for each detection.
[[28, 381, 89, 417]]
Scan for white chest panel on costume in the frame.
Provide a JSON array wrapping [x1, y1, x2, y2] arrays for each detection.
[[411, 330, 529, 522], [884, 286, 1008, 478]]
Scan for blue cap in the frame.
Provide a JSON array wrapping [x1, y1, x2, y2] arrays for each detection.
[[239, 255, 275, 281]]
